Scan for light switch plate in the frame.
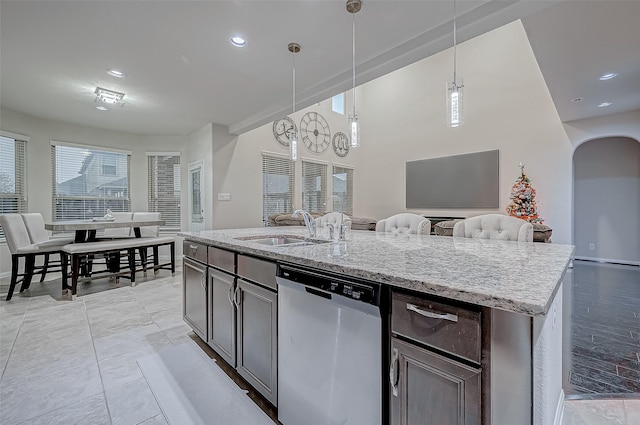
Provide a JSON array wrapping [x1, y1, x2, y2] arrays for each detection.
[[218, 193, 231, 201]]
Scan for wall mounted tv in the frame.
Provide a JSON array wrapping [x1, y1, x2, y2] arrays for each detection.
[[406, 150, 499, 209]]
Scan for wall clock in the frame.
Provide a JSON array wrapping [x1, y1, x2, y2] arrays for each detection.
[[272, 117, 296, 146], [300, 112, 331, 153], [332, 132, 350, 157]]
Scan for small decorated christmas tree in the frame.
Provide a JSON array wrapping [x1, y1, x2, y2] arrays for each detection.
[[505, 163, 544, 223]]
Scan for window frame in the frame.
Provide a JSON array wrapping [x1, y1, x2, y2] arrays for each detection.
[[262, 152, 295, 227], [50, 141, 131, 222], [301, 158, 328, 214], [0, 134, 28, 241], [332, 163, 354, 215], [147, 152, 181, 232]]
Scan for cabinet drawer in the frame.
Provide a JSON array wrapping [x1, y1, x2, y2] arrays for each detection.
[[208, 247, 235, 273], [183, 241, 208, 264], [392, 292, 481, 363], [237, 255, 277, 290]]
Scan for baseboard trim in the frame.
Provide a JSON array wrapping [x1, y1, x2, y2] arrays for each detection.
[[573, 256, 639, 267], [554, 389, 565, 425]]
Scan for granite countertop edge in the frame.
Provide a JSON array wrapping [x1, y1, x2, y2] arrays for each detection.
[[179, 228, 575, 317]]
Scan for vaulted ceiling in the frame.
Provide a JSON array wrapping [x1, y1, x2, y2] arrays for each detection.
[[1, 1, 638, 136]]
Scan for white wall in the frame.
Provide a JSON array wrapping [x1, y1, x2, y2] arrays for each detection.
[[573, 137, 640, 264], [209, 101, 357, 229], [0, 107, 187, 275], [350, 20, 575, 244]]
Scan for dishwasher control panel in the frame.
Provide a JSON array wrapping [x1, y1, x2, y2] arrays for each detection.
[[278, 265, 380, 306]]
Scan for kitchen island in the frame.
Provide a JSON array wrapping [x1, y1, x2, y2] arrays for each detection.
[[179, 227, 574, 425]]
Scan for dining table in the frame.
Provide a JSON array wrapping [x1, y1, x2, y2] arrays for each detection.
[[45, 218, 165, 243]]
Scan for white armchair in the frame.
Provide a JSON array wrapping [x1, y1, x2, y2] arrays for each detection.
[[375, 213, 431, 235], [452, 214, 533, 242], [315, 212, 352, 229]]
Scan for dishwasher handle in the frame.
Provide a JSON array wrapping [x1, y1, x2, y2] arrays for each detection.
[[407, 303, 458, 323]]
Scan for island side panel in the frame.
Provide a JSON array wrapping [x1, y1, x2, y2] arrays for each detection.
[[491, 309, 532, 425], [533, 282, 564, 425]]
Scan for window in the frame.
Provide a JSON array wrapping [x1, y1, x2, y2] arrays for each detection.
[[262, 153, 295, 226], [101, 153, 117, 176], [0, 136, 27, 241], [332, 165, 353, 215], [148, 153, 181, 232], [51, 142, 131, 221], [332, 93, 345, 115], [302, 160, 327, 213]]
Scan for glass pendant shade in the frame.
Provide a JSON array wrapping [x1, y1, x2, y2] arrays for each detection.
[[289, 129, 298, 161], [349, 113, 360, 147], [446, 77, 464, 127]]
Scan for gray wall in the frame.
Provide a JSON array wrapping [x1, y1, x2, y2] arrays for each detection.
[[573, 137, 640, 264]]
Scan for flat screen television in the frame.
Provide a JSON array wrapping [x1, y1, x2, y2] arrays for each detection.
[[406, 150, 499, 209]]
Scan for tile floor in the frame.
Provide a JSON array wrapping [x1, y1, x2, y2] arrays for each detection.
[[0, 262, 638, 424]]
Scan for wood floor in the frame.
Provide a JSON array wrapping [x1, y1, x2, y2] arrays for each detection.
[[565, 260, 640, 395]]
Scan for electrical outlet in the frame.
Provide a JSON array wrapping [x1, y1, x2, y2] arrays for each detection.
[[589, 243, 596, 251], [217, 193, 231, 201]]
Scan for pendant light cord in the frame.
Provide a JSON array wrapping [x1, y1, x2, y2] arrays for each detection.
[[292, 52, 296, 114], [453, 0, 457, 83], [352, 10, 356, 115]]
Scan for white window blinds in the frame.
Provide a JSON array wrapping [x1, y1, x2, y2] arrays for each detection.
[[0, 136, 27, 240], [51, 143, 131, 220], [262, 153, 295, 226], [147, 153, 181, 232], [332, 165, 354, 215], [302, 160, 327, 213]]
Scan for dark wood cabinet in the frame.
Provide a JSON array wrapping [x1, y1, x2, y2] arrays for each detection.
[[208, 267, 236, 367], [236, 278, 278, 406], [183, 257, 207, 341], [390, 338, 481, 425]]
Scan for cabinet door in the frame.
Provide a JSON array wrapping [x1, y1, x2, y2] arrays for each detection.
[[183, 258, 207, 341], [390, 338, 481, 425], [236, 278, 277, 406], [208, 268, 236, 367]]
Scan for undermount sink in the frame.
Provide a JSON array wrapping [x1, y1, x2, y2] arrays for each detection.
[[236, 235, 330, 247]]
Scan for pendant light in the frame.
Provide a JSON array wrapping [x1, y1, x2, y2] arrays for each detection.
[[446, 0, 464, 127], [288, 42, 301, 161], [346, 0, 361, 147]]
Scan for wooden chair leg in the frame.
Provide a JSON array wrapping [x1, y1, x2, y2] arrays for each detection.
[[71, 254, 80, 300], [61, 253, 69, 293], [170, 242, 175, 276], [6, 255, 20, 301], [153, 246, 159, 275], [128, 248, 137, 286], [40, 253, 50, 282], [20, 255, 35, 292]]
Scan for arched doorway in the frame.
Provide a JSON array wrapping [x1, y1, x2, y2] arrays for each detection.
[[573, 136, 640, 264]]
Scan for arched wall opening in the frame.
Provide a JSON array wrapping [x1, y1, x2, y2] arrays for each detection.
[[572, 136, 640, 265]]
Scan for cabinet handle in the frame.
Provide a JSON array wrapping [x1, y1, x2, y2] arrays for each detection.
[[406, 303, 458, 323], [233, 287, 241, 307], [200, 273, 206, 290], [227, 284, 234, 305], [390, 347, 399, 397], [189, 245, 198, 256]]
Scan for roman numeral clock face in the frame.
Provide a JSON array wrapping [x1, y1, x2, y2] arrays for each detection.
[[300, 112, 331, 154]]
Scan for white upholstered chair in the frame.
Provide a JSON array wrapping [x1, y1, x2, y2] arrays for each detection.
[[101, 212, 134, 239], [21, 213, 73, 282], [0, 214, 68, 300], [452, 214, 533, 242], [375, 213, 431, 235]]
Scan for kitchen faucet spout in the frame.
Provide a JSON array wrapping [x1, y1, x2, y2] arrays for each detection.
[[292, 209, 316, 238]]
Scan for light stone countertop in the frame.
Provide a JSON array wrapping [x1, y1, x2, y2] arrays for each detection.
[[179, 227, 575, 317]]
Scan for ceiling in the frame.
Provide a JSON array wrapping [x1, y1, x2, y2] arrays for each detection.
[[1, 1, 638, 137]]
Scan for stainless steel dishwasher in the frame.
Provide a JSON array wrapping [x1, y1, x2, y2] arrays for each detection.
[[277, 265, 382, 425]]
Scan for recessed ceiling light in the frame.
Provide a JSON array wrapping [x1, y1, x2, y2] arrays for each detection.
[[107, 69, 126, 78], [230, 36, 246, 47], [571, 97, 583, 102], [96, 106, 109, 111], [597, 102, 612, 107], [598, 73, 618, 81]]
